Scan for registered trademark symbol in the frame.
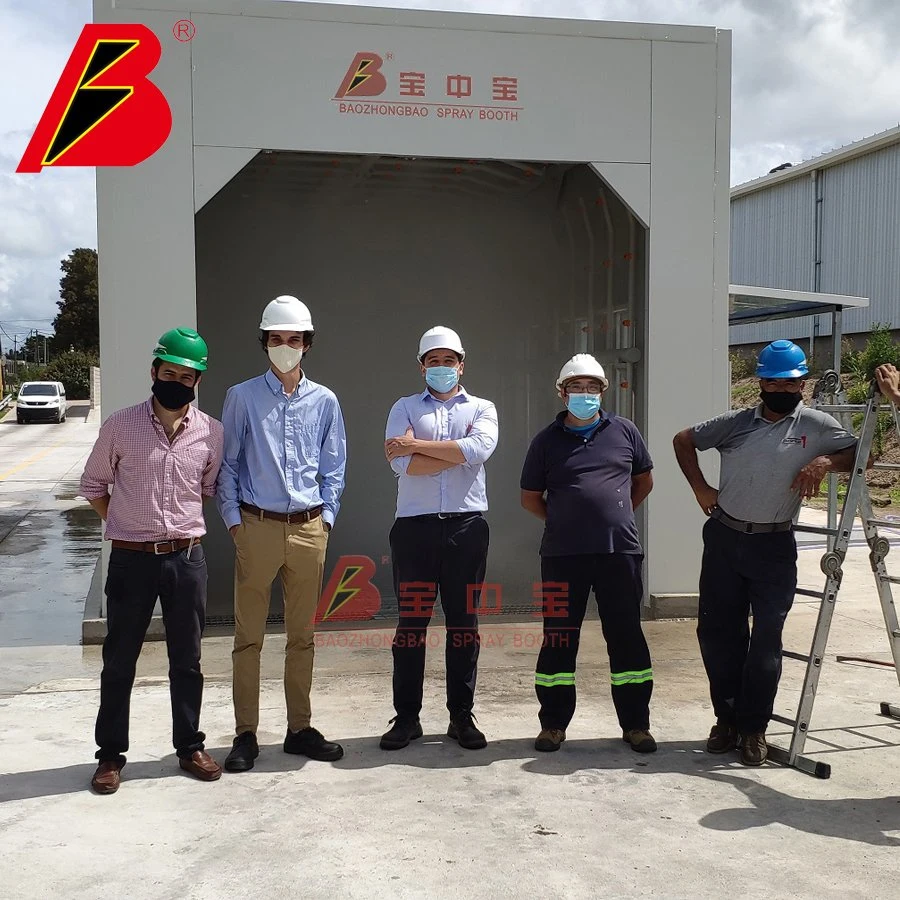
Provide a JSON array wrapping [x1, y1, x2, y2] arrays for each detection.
[[385, 51, 394, 60], [173, 19, 196, 41]]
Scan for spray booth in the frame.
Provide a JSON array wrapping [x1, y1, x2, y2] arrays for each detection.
[[91, 0, 732, 627]]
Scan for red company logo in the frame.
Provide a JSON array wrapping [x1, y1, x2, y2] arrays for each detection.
[[333, 50, 522, 124], [335, 52, 388, 99], [315, 555, 383, 623], [17, 23, 172, 173]]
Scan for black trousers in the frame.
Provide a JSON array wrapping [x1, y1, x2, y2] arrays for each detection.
[[536, 553, 652, 731], [389, 513, 489, 718], [697, 518, 797, 733], [95, 544, 208, 762]]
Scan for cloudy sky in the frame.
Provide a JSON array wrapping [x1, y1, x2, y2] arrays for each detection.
[[1, 0, 897, 342]]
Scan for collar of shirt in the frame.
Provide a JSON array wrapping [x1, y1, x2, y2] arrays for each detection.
[[146, 397, 192, 428], [753, 400, 805, 422], [265, 367, 307, 399], [419, 384, 471, 404], [552, 409, 609, 432]]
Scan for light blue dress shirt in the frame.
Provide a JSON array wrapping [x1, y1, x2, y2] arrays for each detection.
[[216, 369, 347, 529], [385, 386, 498, 517]]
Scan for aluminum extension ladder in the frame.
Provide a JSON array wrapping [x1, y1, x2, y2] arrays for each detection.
[[767, 371, 900, 778]]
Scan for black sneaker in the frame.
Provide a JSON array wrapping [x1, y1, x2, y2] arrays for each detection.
[[224, 731, 259, 772], [283, 726, 344, 761], [379, 716, 424, 750], [448, 712, 487, 750]]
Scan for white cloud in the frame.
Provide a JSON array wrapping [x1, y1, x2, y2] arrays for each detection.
[[1, 0, 898, 330]]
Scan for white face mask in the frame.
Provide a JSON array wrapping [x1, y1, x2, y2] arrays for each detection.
[[267, 344, 304, 374]]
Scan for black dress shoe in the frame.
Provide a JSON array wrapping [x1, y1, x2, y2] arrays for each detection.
[[224, 731, 259, 772], [284, 726, 344, 761], [448, 712, 487, 750], [380, 716, 424, 750]]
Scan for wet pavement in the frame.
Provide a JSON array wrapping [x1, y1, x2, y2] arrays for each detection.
[[0, 404, 101, 692]]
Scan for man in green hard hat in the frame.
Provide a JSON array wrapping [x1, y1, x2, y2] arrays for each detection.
[[80, 327, 225, 794]]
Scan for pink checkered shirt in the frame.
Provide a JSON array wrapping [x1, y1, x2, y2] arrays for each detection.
[[80, 399, 224, 542]]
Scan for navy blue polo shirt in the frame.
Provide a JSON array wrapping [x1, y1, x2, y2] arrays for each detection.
[[520, 410, 653, 557]]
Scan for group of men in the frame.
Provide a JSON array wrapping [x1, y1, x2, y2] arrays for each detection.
[[81, 294, 887, 794]]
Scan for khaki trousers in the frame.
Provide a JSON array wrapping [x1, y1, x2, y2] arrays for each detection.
[[232, 509, 329, 734]]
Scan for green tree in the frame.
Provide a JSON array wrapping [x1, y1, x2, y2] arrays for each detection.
[[51, 248, 98, 355], [44, 350, 98, 400]]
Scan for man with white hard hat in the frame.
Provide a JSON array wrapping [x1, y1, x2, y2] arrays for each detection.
[[217, 295, 347, 772], [674, 339, 857, 766], [380, 325, 498, 751], [521, 354, 657, 754]]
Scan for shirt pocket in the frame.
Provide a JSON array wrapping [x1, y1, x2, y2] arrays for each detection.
[[294, 423, 320, 459]]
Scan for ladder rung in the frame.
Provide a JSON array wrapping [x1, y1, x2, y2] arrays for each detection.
[[873, 463, 900, 471], [880, 575, 900, 585], [794, 524, 838, 536], [867, 519, 900, 530], [769, 713, 797, 727], [782, 650, 810, 663], [795, 588, 825, 599]]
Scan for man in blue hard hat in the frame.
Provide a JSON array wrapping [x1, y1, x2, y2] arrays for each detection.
[[673, 340, 858, 766]]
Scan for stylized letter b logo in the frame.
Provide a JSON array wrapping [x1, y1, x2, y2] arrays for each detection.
[[334, 52, 388, 99], [17, 23, 172, 173]]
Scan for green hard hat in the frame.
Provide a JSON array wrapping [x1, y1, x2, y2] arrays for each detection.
[[152, 327, 209, 372]]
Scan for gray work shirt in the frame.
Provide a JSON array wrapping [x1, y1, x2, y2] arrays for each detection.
[[690, 402, 857, 523]]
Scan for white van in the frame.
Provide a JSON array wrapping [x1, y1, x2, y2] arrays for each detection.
[[16, 381, 68, 424]]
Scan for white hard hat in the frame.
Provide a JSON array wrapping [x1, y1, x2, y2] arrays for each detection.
[[259, 295, 315, 331], [417, 325, 465, 361], [556, 354, 608, 391]]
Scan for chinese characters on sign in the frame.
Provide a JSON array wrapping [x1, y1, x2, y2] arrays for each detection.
[[334, 52, 523, 124]]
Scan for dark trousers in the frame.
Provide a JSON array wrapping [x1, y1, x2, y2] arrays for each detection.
[[390, 513, 489, 718], [95, 545, 208, 762], [536, 553, 652, 731], [697, 518, 797, 733]]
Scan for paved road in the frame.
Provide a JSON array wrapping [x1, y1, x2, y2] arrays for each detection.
[[0, 402, 101, 652]]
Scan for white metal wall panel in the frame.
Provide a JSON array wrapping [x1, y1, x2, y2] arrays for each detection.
[[731, 141, 900, 346]]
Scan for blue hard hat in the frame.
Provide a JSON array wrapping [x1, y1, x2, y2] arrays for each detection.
[[756, 340, 809, 378]]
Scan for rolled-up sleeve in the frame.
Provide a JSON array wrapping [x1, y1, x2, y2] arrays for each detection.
[[216, 386, 247, 529], [457, 401, 498, 466], [80, 418, 118, 500], [318, 394, 347, 527], [385, 399, 412, 476], [202, 421, 225, 498]]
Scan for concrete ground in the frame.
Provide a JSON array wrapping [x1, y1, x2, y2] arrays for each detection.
[[0, 411, 899, 898]]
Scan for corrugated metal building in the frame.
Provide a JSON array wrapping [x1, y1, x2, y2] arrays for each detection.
[[730, 126, 900, 351]]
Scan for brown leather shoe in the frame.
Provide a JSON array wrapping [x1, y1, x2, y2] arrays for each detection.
[[739, 732, 768, 767], [706, 720, 739, 754], [534, 728, 566, 752], [179, 750, 223, 782], [91, 760, 124, 794]]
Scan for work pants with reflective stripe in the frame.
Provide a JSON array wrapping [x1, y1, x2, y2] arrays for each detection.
[[536, 552, 652, 731]]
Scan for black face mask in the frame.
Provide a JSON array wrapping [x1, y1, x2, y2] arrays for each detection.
[[152, 378, 195, 411], [760, 389, 802, 414]]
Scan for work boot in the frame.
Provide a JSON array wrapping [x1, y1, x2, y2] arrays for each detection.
[[91, 759, 124, 795], [622, 729, 658, 753], [706, 719, 739, 754], [224, 731, 259, 772], [534, 728, 566, 752], [379, 716, 424, 750], [447, 712, 487, 750], [739, 732, 768, 766], [284, 726, 344, 761]]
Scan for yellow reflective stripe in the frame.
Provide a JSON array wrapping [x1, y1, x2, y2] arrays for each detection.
[[535, 672, 575, 686], [610, 669, 653, 685]]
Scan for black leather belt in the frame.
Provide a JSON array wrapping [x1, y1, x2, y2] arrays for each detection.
[[241, 503, 323, 524], [711, 507, 793, 534], [410, 511, 483, 521]]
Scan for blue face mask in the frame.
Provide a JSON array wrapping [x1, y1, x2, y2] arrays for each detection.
[[566, 393, 601, 420], [425, 366, 459, 393]]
